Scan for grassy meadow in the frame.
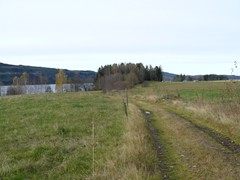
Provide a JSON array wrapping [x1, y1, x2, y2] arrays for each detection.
[[0, 92, 124, 179], [1, 80, 240, 179], [0, 92, 159, 179]]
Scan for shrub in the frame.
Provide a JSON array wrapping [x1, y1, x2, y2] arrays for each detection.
[[7, 86, 23, 95]]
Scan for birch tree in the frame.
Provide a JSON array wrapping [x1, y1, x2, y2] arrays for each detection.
[[55, 69, 68, 92], [20, 72, 29, 85]]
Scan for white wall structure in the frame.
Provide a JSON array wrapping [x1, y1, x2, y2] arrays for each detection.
[[0, 83, 94, 96]]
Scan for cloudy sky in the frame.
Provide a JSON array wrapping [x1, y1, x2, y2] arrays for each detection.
[[0, 0, 239, 75]]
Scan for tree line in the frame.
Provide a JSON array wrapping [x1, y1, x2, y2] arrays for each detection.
[[3, 63, 164, 95], [173, 74, 229, 82], [95, 63, 163, 92], [202, 74, 228, 81]]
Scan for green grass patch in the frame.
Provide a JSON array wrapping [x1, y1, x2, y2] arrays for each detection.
[[131, 81, 236, 103], [0, 92, 125, 179]]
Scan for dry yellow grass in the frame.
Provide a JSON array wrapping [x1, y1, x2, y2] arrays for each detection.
[[94, 103, 160, 179], [169, 100, 240, 143], [130, 81, 240, 144]]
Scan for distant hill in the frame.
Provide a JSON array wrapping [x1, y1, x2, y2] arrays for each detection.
[[163, 72, 240, 81], [163, 72, 176, 80], [226, 75, 240, 80], [0, 62, 96, 85]]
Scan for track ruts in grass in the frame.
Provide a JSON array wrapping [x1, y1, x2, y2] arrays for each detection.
[[141, 109, 169, 180], [163, 106, 240, 154]]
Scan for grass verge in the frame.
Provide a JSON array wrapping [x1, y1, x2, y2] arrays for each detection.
[[94, 103, 160, 179]]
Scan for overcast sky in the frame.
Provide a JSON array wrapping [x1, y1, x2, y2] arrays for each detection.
[[0, 0, 240, 75]]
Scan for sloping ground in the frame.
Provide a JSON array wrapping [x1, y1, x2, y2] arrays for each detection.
[[136, 100, 240, 179]]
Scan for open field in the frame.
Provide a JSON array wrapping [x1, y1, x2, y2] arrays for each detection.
[[0, 92, 124, 179], [1, 81, 240, 179], [0, 92, 159, 179]]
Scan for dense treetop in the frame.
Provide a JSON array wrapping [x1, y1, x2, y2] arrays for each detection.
[[95, 63, 163, 92]]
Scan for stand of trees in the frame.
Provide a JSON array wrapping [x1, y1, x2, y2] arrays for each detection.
[[203, 74, 228, 81], [7, 72, 30, 95], [173, 74, 193, 82], [7, 70, 71, 95], [95, 63, 163, 92], [173, 74, 229, 82]]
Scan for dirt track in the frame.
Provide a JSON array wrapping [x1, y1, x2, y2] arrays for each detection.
[[137, 101, 240, 179], [165, 108, 240, 154], [142, 110, 170, 180]]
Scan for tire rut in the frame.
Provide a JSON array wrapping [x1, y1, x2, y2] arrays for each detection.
[[136, 100, 240, 178], [141, 109, 170, 180], [163, 106, 240, 154]]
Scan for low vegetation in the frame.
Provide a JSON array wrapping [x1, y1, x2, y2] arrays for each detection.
[[0, 92, 125, 179], [1, 80, 240, 179], [131, 80, 240, 179], [94, 103, 160, 179], [131, 81, 240, 142], [137, 101, 240, 179], [0, 92, 159, 179]]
